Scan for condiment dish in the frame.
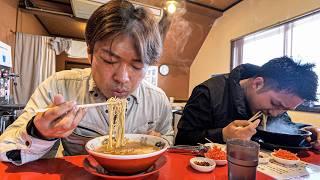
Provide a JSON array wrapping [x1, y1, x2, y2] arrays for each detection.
[[190, 157, 216, 172], [271, 152, 300, 165]]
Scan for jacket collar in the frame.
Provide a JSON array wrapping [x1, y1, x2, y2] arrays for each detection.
[[229, 64, 260, 119]]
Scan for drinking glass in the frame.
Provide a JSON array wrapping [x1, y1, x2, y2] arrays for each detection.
[[227, 139, 260, 180]]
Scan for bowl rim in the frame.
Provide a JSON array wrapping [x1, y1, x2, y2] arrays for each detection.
[[85, 134, 169, 160], [190, 157, 216, 172], [214, 159, 227, 166], [257, 128, 312, 136]]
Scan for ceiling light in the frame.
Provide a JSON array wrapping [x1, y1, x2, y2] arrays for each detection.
[[165, 0, 178, 14]]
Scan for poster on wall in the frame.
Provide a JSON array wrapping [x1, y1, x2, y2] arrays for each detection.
[[0, 41, 12, 67], [144, 66, 158, 86]]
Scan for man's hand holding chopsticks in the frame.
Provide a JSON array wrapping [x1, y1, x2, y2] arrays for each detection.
[[33, 94, 87, 139]]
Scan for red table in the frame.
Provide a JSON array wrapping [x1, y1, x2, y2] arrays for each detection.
[[0, 151, 319, 180]]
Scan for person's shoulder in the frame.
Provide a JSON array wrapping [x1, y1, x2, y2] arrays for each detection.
[[54, 68, 91, 81], [201, 74, 228, 88], [140, 80, 166, 97]]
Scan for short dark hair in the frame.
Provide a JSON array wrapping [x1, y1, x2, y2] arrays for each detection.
[[85, 0, 165, 65], [256, 56, 318, 101]]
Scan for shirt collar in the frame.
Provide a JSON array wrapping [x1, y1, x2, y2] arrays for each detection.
[[130, 84, 140, 104], [88, 73, 96, 93]]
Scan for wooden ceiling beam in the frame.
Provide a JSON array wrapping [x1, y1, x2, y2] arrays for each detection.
[[29, 0, 73, 14]]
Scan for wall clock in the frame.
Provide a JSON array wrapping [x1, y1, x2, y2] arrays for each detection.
[[159, 64, 169, 76]]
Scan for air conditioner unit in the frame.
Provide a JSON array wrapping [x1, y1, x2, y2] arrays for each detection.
[[70, 0, 163, 20]]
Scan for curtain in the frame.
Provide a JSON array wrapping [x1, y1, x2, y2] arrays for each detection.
[[13, 33, 56, 104]]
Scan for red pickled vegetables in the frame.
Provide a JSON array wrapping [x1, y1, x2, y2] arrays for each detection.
[[204, 146, 226, 160], [273, 149, 299, 160]]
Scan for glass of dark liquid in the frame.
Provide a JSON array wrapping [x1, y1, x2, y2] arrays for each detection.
[[227, 139, 260, 180]]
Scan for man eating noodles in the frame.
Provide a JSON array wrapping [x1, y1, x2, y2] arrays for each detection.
[[175, 56, 320, 150], [0, 0, 173, 165]]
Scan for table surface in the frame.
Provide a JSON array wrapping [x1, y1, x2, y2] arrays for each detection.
[[0, 150, 319, 180]]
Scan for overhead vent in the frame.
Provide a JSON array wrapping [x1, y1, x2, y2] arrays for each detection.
[[70, 0, 163, 20]]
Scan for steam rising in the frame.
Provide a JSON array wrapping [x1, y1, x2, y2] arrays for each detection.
[[262, 116, 300, 134], [163, 1, 205, 72], [166, 6, 190, 54]]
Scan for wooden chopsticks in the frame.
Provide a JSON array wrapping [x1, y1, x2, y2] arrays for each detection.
[[35, 102, 114, 113], [248, 111, 263, 123]]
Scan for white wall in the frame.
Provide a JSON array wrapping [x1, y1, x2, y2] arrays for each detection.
[[190, 0, 320, 91]]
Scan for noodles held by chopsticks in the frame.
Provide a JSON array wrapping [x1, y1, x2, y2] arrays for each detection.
[[262, 113, 267, 131], [106, 97, 128, 150], [95, 97, 160, 155]]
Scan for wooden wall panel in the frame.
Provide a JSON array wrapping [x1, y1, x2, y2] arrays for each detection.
[[0, 0, 18, 54], [16, 10, 49, 36], [157, 9, 217, 100]]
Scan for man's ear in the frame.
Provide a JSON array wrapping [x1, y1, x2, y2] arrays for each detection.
[[87, 47, 93, 65], [252, 77, 265, 91]]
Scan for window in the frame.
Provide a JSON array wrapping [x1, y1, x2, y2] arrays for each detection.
[[242, 26, 285, 66], [232, 10, 320, 107]]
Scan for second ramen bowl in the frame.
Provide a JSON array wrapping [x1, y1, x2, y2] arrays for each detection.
[[85, 134, 169, 174]]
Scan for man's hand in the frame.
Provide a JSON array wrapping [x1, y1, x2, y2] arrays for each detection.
[[33, 94, 87, 139], [147, 130, 161, 137], [222, 119, 260, 142], [304, 126, 320, 150]]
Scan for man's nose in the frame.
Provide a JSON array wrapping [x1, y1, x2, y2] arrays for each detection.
[[113, 63, 130, 83]]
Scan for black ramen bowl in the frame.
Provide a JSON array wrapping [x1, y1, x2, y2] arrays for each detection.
[[254, 127, 312, 147]]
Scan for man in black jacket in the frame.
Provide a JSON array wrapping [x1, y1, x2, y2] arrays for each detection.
[[175, 57, 319, 148]]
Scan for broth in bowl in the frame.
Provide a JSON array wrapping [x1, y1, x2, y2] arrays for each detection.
[[95, 139, 161, 155]]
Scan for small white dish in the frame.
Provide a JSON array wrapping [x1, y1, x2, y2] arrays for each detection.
[[214, 159, 227, 166], [271, 152, 300, 165], [190, 157, 216, 172], [258, 152, 270, 164], [204, 144, 227, 166]]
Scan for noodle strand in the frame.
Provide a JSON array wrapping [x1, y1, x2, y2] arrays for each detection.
[[106, 97, 128, 150]]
